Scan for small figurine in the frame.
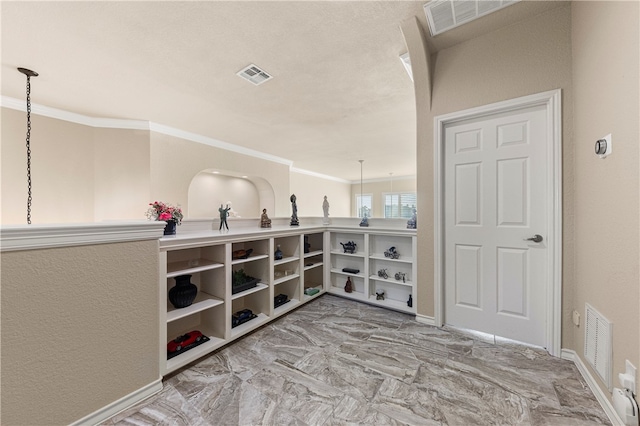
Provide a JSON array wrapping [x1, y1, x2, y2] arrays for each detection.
[[395, 272, 406, 283], [340, 241, 357, 254], [219, 204, 231, 231], [407, 208, 417, 229], [376, 290, 385, 300], [384, 246, 400, 259], [359, 206, 370, 227], [407, 294, 413, 307], [322, 195, 330, 225], [290, 194, 299, 226], [226, 201, 240, 218], [260, 208, 272, 228], [377, 268, 389, 279], [344, 277, 353, 293]]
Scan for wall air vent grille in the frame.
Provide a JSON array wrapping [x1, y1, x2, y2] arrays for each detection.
[[584, 303, 612, 390], [423, 0, 520, 36], [237, 64, 273, 86]]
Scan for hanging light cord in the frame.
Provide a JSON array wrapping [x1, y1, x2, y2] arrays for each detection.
[[25, 74, 33, 224], [19, 67, 38, 225]]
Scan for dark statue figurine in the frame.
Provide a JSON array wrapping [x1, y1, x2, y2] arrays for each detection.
[[260, 208, 271, 228], [290, 194, 299, 226], [376, 290, 385, 300], [219, 204, 231, 231], [340, 241, 357, 254]]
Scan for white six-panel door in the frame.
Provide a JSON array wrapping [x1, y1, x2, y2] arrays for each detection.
[[444, 104, 548, 347]]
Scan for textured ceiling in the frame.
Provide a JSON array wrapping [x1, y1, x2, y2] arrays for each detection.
[[1, 1, 563, 181]]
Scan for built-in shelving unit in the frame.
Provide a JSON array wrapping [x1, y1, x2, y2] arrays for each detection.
[[328, 230, 416, 314], [159, 222, 416, 376], [159, 226, 329, 375]]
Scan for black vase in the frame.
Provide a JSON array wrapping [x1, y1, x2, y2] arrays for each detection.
[[163, 220, 177, 236], [168, 274, 197, 308]]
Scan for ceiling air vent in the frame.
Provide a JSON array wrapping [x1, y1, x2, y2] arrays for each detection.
[[236, 64, 273, 86], [424, 0, 520, 36]]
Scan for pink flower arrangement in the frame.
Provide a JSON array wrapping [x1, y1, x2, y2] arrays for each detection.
[[146, 201, 183, 225]]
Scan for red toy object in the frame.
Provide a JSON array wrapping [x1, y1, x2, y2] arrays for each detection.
[[167, 330, 204, 353]]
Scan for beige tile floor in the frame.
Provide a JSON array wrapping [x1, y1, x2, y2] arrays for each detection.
[[106, 295, 610, 425]]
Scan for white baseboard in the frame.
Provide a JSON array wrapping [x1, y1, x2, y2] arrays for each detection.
[[70, 377, 163, 426], [415, 313, 436, 326], [561, 349, 624, 425]]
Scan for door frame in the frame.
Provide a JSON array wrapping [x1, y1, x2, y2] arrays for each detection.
[[433, 89, 562, 356]]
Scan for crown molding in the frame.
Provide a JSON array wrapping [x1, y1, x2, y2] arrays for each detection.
[[1, 96, 294, 167], [290, 167, 351, 184]]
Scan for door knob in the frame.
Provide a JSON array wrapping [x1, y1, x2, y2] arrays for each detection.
[[524, 234, 543, 243]]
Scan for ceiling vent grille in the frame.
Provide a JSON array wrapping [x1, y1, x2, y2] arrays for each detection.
[[236, 64, 272, 86], [424, 0, 520, 36]]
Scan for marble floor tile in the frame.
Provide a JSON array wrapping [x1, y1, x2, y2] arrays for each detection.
[[107, 295, 611, 426]]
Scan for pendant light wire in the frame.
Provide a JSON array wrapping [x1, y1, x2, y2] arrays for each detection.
[[359, 160, 364, 216], [19, 67, 38, 225]]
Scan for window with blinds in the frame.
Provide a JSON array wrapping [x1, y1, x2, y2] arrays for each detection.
[[384, 192, 417, 218], [355, 194, 373, 218]]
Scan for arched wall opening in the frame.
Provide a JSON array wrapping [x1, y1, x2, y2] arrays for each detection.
[[187, 169, 276, 219]]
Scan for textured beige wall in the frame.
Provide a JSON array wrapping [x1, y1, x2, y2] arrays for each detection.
[[350, 177, 417, 218], [1, 108, 95, 224], [407, 4, 574, 323], [0, 240, 160, 425], [188, 173, 260, 218], [290, 171, 352, 217], [149, 132, 292, 217], [94, 128, 151, 221], [571, 0, 639, 396]]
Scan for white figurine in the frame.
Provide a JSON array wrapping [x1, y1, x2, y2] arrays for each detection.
[[322, 195, 330, 225], [225, 201, 240, 218]]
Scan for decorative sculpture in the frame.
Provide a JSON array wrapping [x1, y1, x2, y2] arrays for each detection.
[[260, 208, 272, 228], [376, 290, 385, 300], [407, 294, 413, 307], [226, 201, 240, 218], [219, 204, 231, 231], [290, 194, 299, 226], [359, 206, 370, 227], [340, 241, 357, 254], [344, 276, 353, 293], [377, 269, 389, 279], [407, 208, 417, 229], [384, 246, 400, 259], [322, 195, 330, 225]]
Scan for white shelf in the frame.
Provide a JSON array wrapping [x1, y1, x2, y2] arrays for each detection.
[[166, 335, 226, 373], [167, 293, 224, 323], [230, 312, 269, 338], [330, 249, 365, 258], [304, 261, 323, 271], [368, 275, 413, 287], [231, 282, 268, 300], [304, 250, 323, 259], [331, 268, 364, 278], [328, 287, 367, 302], [231, 253, 269, 265], [303, 287, 324, 301], [369, 254, 413, 264], [367, 295, 414, 313], [274, 256, 299, 266], [273, 298, 301, 317], [167, 259, 224, 278], [274, 274, 300, 286]]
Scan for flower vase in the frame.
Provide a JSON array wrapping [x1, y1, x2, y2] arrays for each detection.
[[163, 220, 177, 235], [274, 244, 283, 260], [168, 274, 197, 308]]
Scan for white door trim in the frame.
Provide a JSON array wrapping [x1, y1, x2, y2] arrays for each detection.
[[434, 89, 562, 356]]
